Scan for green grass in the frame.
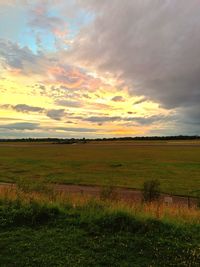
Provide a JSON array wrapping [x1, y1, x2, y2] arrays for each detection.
[[0, 141, 200, 196], [0, 200, 200, 267]]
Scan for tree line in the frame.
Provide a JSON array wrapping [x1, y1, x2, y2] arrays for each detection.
[[0, 135, 199, 143]]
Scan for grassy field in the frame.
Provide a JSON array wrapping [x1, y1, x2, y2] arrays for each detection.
[[1, 181, 200, 266], [1, 197, 200, 267], [0, 141, 200, 196]]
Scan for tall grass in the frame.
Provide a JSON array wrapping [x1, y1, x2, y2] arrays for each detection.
[[1, 184, 200, 267], [0, 184, 199, 224]]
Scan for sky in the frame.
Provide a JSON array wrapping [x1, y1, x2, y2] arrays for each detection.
[[0, 0, 200, 138]]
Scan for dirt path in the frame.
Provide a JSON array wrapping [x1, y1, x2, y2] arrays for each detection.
[[0, 182, 198, 207]]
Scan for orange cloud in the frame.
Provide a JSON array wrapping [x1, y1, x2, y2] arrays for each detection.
[[53, 28, 68, 38]]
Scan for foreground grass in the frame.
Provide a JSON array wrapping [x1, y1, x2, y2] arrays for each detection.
[[1, 186, 200, 224], [0, 141, 200, 196], [0, 188, 200, 267]]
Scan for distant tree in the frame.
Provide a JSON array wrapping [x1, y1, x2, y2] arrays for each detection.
[[82, 137, 87, 144]]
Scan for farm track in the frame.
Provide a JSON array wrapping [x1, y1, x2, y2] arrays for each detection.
[[0, 182, 198, 208]]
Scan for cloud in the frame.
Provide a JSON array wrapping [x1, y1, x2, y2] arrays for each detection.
[[0, 122, 39, 130], [85, 116, 121, 123], [0, 39, 47, 74], [56, 127, 97, 132], [46, 109, 65, 120], [0, 104, 77, 122], [177, 106, 200, 126], [0, 0, 24, 6], [89, 102, 112, 110], [112, 96, 124, 102], [0, 104, 44, 113], [125, 115, 172, 126], [14, 104, 44, 113], [73, 0, 200, 127], [133, 97, 148, 105], [0, 39, 112, 93], [28, 1, 68, 41], [0, 1, 199, 136], [84, 114, 171, 125], [16, 104, 43, 113], [47, 64, 103, 90], [29, 3, 64, 31], [55, 99, 83, 108]]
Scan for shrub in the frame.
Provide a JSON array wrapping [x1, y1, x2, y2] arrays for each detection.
[[16, 177, 55, 198], [110, 163, 123, 168], [0, 201, 61, 227], [100, 186, 117, 201], [143, 179, 161, 203], [197, 193, 200, 209]]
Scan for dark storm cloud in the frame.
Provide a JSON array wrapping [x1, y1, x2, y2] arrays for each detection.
[[177, 106, 200, 126], [74, 0, 200, 130]]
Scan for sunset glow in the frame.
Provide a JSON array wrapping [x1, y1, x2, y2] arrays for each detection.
[[0, 1, 199, 138]]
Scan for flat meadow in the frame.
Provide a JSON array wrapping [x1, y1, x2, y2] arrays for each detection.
[[1, 140, 200, 266], [0, 140, 200, 196]]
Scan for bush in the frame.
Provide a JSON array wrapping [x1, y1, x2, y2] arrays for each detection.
[[197, 194, 200, 208], [143, 179, 161, 202], [100, 186, 116, 201], [16, 177, 55, 198], [0, 201, 61, 227]]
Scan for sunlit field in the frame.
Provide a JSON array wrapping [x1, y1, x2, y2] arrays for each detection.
[[0, 140, 200, 196]]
